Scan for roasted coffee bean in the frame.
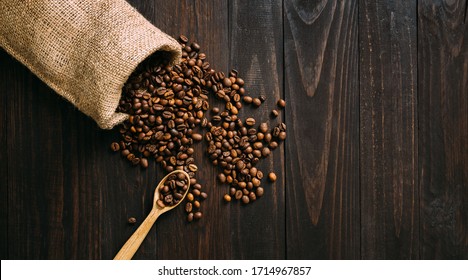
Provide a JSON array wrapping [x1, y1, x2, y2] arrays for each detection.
[[253, 98, 262, 107], [140, 158, 149, 168], [218, 173, 226, 183], [255, 187, 264, 197], [242, 195, 250, 204], [243, 96, 253, 104], [194, 211, 203, 219], [277, 99, 286, 108], [235, 190, 243, 200], [268, 172, 277, 182], [187, 212, 194, 222], [185, 202, 193, 213], [271, 109, 279, 117], [111, 142, 120, 151], [192, 133, 203, 141], [223, 194, 232, 202], [128, 217, 137, 224], [259, 123, 268, 133], [245, 118, 256, 126]]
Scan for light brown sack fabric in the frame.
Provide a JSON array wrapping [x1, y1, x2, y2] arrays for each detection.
[[0, 0, 181, 129]]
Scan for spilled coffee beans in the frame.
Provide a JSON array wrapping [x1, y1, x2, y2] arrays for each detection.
[[111, 35, 286, 221]]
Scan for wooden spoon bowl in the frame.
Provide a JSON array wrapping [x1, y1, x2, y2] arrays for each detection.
[[114, 170, 191, 260]]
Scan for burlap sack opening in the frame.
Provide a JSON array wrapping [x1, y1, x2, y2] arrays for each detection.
[[0, 0, 181, 129]]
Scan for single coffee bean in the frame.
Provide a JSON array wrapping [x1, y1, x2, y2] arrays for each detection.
[[245, 118, 256, 126], [192, 133, 203, 141], [111, 142, 120, 151], [218, 173, 227, 183], [253, 98, 262, 107], [242, 195, 250, 204], [278, 131, 287, 141], [271, 109, 279, 117], [255, 187, 264, 197], [277, 99, 286, 108], [187, 212, 194, 222], [223, 194, 232, 202], [235, 190, 243, 200], [128, 217, 137, 224], [185, 202, 193, 213], [140, 158, 149, 168], [268, 172, 277, 182], [243, 96, 253, 104], [179, 35, 189, 43], [259, 123, 268, 133], [194, 211, 203, 219], [157, 200, 165, 208]]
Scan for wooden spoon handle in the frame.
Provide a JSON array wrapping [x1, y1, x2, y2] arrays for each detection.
[[114, 209, 160, 260]]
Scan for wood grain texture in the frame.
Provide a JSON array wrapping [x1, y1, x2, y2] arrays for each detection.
[[359, 0, 419, 259], [228, 0, 285, 259], [0, 50, 9, 259], [284, 0, 360, 259], [418, 0, 468, 259]]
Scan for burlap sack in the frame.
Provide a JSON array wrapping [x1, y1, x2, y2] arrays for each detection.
[[0, 0, 181, 129]]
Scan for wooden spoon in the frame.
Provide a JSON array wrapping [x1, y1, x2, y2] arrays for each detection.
[[113, 170, 191, 260]]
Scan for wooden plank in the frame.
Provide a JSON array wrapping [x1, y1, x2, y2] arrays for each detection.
[[418, 0, 468, 259], [228, 0, 285, 259], [284, 0, 360, 259], [3, 54, 107, 259], [125, 0, 231, 259], [359, 0, 419, 259], [0, 50, 9, 259]]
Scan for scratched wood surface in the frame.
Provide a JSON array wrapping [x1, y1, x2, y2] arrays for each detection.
[[418, 0, 468, 259], [1, 0, 467, 259], [359, 0, 419, 259]]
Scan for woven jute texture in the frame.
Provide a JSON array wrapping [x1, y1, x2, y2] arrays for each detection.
[[0, 0, 181, 129]]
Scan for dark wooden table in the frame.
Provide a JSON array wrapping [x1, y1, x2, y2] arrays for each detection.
[[1, 0, 467, 259]]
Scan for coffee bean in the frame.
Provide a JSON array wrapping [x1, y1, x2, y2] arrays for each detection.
[[157, 200, 165, 208], [224, 194, 231, 202], [128, 217, 137, 224], [218, 173, 226, 183], [259, 123, 268, 133], [192, 133, 203, 141], [277, 99, 286, 108], [268, 172, 277, 182], [140, 158, 148, 168], [243, 96, 253, 104], [179, 35, 189, 43], [255, 187, 264, 197], [185, 202, 193, 213], [187, 212, 194, 222], [271, 109, 279, 117], [242, 195, 250, 204], [194, 211, 203, 219], [111, 142, 120, 151], [253, 98, 262, 107], [245, 118, 256, 126]]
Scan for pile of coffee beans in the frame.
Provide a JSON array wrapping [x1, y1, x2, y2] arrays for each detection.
[[110, 35, 286, 222], [157, 171, 190, 208]]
